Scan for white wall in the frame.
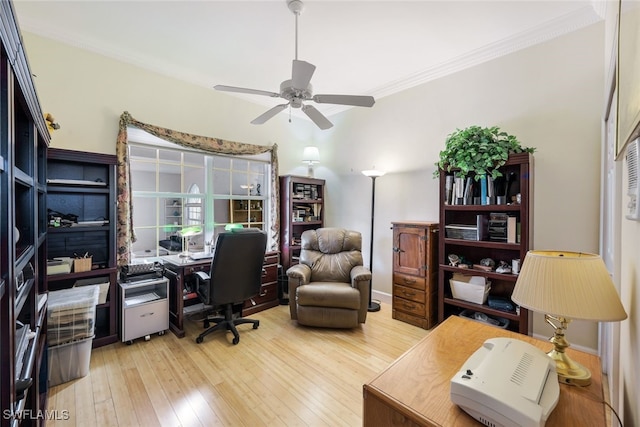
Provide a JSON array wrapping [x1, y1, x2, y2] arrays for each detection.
[[321, 23, 606, 350], [604, 0, 640, 424], [24, 22, 604, 353]]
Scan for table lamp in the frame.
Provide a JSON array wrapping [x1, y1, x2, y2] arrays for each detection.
[[302, 146, 320, 177], [178, 225, 202, 257], [511, 250, 627, 386]]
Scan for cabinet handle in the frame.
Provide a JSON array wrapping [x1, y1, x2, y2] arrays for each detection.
[[393, 247, 404, 253], [402, 291, 416, 297], [403, 278, 416, 284]]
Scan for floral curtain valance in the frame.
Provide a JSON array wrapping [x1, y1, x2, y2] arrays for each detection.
[[116, 111, 280, 266]]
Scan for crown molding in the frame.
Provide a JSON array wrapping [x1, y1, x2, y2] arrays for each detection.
[[368, 5, 603, 102], [19, 4, 603, 120]]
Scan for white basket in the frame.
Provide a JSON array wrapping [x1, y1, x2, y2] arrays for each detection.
[[450, 278, 491, 304]]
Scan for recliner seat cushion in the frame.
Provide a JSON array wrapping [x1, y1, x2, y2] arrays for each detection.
[[296, 283, 361, 310]]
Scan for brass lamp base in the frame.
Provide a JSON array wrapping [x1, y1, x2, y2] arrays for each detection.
[[547, 348, 591, 386], [545, 314, 591, 387]]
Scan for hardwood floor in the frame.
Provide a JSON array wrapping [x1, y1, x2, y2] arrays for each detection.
[[46, 303, 429, 426]]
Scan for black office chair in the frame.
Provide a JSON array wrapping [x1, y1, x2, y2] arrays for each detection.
[[193, 229, 267, 344]]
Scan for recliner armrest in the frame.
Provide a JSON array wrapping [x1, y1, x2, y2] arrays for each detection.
[[286, 264, 311, 284], [350, 265, 372, 283]]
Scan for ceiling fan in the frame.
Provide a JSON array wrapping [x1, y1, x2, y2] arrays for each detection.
[[214, 0, 375, 130]]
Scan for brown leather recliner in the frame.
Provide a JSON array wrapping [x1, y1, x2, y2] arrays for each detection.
[[287, 228, 371, 328]]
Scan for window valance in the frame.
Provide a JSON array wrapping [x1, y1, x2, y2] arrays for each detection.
[[116, 111, 279, 266]]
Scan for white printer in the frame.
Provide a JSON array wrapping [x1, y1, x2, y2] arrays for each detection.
[[450, 337, 560, 427]]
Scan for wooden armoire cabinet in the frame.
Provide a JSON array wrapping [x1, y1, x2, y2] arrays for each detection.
[[391, 221, 439, 329]]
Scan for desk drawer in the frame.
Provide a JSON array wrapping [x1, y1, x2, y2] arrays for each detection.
[[264, 252, 279, 266], [263, 263, 278, 283], [393, 296, 425, 317], [393, 284, 426, 304], [123, 299, 169, 342], [393, 273, 425, 290]]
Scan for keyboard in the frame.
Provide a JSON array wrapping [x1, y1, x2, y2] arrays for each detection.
[[189, 252, 213, 261]]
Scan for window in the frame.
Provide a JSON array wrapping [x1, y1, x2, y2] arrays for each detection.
[[128, 141, 271, 259]]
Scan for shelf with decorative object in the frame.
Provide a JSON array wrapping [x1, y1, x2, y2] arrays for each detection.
[[229, 199, 264, 228], [46, 148, 118, 348], [437, 152, 533, 334]]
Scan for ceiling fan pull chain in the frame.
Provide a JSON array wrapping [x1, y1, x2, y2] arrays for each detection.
[[294, 8, 299, 60]]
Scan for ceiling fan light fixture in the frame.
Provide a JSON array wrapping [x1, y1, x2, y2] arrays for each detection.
[[287, 0, 304, 16]]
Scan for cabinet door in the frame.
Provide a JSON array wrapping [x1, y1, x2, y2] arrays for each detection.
[[393, 226, 426, 276]]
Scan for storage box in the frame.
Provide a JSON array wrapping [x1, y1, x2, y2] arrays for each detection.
[[47, 257, 72, 275], [445, 224, 479, 240], [47, 286, 99, 346], [48, 336, 94, 387], [450, 274, 491, 304], [74, 276, 110, 304], [73, 257, 92, 272]]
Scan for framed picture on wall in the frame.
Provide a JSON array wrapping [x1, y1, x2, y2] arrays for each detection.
[[617, 0, 640, 156]]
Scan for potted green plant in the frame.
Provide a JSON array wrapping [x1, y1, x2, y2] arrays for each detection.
[[434, 125, 535, 180]]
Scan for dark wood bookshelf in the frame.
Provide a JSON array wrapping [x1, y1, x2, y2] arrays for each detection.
[[437, 153, 533, 334]]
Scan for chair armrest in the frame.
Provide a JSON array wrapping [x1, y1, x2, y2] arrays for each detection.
[[193, 270, 210, 282], [286, 264, 311, 283], [286, 263, 311, 320], [351, 265, 372, 283], [351, 265, 371, 323]]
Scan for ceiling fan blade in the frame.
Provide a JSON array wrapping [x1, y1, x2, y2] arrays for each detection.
[[302, 104, 333, 130], [251, 104, 289, 125], [312, 94, 375, 107], [214, 85, 280, 98], [292, 60, 316, 89]]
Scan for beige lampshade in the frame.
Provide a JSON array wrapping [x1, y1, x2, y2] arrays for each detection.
[[512, 251, 627, 321]]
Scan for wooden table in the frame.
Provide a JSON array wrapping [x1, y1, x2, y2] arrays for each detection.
[[162, 251, 280, 338], [363, 316, 606, 426]]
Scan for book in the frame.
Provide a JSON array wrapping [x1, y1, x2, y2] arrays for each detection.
[[445, 175, 454, 205], [507, 216, 517, 244], [454, 177, 465, 205], [476, 214, 487, 240], [480, 177, 488, 205], [463, 177, 473, 205], [486, 176, 495, 204]]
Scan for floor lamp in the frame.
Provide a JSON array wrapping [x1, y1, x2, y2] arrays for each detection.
[[362, 169, 385, 312]]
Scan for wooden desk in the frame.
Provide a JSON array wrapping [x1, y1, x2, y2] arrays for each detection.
[[363, 316, 606, 426], [162, 251, 279, 337]]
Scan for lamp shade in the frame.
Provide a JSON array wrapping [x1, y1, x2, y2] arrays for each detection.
[[511, 251, 627, 321], [362, 169, 386, 178], [302, 146, 320, 164], [178, 225, 202, 237]]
